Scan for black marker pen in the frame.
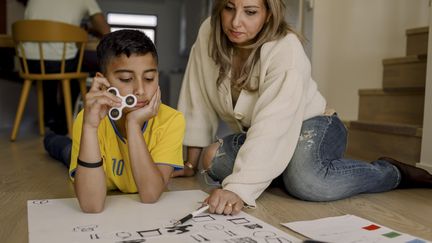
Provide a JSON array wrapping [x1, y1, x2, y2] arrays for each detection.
[[173, 204, 210, 226]]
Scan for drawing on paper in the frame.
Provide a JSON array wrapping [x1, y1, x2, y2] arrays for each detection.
[[27, 190, 300, 243]]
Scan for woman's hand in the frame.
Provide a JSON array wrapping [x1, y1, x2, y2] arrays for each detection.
[[83, 75, 121, 129], [126, 86, 161, 128], [204, 189, 244, 215]]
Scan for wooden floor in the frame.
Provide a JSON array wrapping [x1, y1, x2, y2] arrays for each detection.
[[1, 130, 432, 242]]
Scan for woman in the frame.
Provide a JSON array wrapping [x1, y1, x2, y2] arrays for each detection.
[[173, 0, 432, 215]]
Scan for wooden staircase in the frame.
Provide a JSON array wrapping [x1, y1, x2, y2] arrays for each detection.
[[346, 27, 428, 166]]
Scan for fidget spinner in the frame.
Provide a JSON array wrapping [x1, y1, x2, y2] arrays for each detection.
[[107, 87, 137, 120]]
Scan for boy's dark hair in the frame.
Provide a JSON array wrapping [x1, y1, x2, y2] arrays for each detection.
[[97, 29, 158, 73]]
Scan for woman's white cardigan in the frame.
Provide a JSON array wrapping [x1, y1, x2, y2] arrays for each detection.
[[178, 18, 326, 207]]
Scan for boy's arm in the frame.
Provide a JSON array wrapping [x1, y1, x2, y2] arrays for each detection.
[[74, 125, 107, 213], [126, 122, 171, 203], [74, 75, 122, 213], [125, 87, 170, 203]]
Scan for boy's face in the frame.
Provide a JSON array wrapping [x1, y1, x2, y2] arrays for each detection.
[[104, 53, 159, 113]]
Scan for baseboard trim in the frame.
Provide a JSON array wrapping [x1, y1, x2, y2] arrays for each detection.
[[416, 162, 432, 173]]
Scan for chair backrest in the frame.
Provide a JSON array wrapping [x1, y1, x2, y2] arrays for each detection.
[[12, 20, 88, 76]]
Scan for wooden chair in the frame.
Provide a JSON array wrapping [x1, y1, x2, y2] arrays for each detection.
[[11, 20, 89, 141]]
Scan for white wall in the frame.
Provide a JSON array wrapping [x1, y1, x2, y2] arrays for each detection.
[[418, 6, 432, 172], [286, 0, 314, 59], [6, 0, 25, 34], [312, 0, 429, 120]]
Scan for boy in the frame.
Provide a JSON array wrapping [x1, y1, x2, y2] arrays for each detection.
[[45, 30, 185, 213]]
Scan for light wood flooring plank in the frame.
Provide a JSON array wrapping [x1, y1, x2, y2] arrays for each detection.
[[1, 131, 431, 242]]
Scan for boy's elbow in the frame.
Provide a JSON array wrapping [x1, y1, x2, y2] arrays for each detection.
[[81, 205, 104, 214], [139, 191, 162, 204], [79, 201, 105, 213], [140, 197, 158, 204]]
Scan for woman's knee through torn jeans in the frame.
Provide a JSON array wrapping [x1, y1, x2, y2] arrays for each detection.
[[205, 133, 246, 183]]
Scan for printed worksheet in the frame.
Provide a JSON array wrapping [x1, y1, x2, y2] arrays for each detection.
[[28, 190, 300, 243], [282, 214, 429, 243]]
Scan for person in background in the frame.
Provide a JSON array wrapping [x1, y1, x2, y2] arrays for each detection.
[[21, 0, 110, 134], [46, 29, 185, 213], [173, 0, 432, 215]]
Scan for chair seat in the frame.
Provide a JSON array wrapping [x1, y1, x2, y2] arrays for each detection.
[[19, 72, 89, 81]]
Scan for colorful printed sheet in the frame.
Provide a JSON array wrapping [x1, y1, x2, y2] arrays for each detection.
[[282, 214, 429, 243]]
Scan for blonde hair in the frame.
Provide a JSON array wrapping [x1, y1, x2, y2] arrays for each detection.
[[210, 0, 300, 91]]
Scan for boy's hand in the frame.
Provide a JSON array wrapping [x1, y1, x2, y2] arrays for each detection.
[[126, 86, 161, 127], [204, 189, 244, 215], [83, 75, 122, 129]]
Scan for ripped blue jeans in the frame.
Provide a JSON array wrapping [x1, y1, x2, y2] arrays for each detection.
[[206, 114, 401, 201]]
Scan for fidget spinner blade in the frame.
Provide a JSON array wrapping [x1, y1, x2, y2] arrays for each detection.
[[107, 87, 137, 120]]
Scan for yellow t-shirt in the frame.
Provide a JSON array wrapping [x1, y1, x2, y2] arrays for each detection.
[[69, 104, 185, 193]]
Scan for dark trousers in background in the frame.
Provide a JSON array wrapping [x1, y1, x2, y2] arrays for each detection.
[[26, 57, 79, 135]]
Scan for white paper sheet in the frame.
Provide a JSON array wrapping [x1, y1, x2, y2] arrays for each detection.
[[28, 190, 300, 243], [282, 214, 430, 243]]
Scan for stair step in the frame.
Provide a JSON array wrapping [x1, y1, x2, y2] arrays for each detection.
[[406, 26, 428, 56], [358, 89, 425, 125], [348, 120, 422, 137], [345, 121, 422, 166], [382, 55, 426, 89]]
